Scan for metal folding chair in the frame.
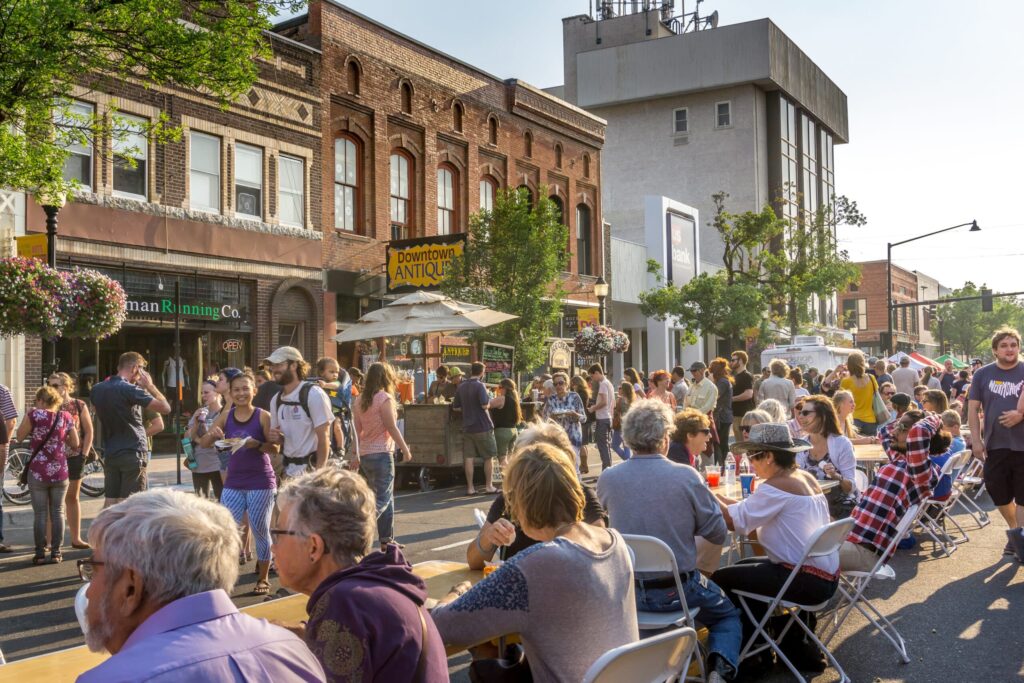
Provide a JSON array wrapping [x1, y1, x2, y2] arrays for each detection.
[[821, 504, 920, 664], [622, 534, 704, 682], [951, 454, 990, 528], [733, 518, 854, 683], [582, 626, 698, 683], [918, 451, 972, 554]]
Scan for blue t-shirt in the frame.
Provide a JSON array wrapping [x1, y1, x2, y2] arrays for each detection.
[[968, 362, 1024, 452], [90, 376, 154, 456], [452, 377, 494, 434], [930, 436, 966, 499]]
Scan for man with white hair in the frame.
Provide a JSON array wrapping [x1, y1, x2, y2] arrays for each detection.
[[597, 398, 741, 683], [756, 359, 796, 415], [75, 489, 324, 682]]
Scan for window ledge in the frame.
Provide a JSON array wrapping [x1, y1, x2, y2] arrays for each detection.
[[334, 230, 376, 243]]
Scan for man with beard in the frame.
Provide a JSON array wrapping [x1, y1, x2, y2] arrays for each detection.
[[75, 489, 324, 682], [265, 346, 333, 479]]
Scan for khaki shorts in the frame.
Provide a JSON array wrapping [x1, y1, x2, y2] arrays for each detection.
[[463, 430, 498, 460]]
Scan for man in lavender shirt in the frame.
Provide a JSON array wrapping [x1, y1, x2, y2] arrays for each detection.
[[76, 488, 324, 682]]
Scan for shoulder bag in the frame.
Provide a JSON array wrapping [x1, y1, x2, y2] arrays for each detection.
[[869, 375, 890, 425], [19, 413, 61, 487]]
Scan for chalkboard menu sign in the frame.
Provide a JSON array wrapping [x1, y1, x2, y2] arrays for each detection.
[[481, 342, 515, 385]]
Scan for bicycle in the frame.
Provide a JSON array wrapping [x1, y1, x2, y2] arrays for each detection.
[[2, 446, 32, 506], [80, 447, 105, 498]]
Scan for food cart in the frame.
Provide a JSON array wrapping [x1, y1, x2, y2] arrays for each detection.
[[399, 402, 465, 490]]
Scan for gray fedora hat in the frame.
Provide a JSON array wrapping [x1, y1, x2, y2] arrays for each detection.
[[731, 423, 811, 454]]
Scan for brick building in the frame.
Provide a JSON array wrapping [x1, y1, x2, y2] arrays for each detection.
[[838, 260, 919, 356], [274, 1, 607, 370], [23, 32, 324, 409]]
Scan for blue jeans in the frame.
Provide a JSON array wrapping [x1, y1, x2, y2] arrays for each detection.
[[636, 572, 741, 676], [612, 429, 631, 460], [853, 418, 878, 436], [360, 452, 395, 543], [594, 418, 612, 468]]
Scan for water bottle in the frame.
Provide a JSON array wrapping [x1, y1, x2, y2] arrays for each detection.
[[725, 452, 737, 486], [739, 453, 752, 475]]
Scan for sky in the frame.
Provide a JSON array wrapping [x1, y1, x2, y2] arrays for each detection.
[[290, 1, 1024, 295]]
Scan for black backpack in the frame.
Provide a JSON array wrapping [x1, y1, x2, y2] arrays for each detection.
[[274, 382, 314, 421]]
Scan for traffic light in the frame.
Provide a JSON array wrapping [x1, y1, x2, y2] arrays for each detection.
[[982, 288, 993, 312]]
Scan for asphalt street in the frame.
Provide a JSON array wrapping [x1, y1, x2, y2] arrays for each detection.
[[1, 455, 1021, 682]]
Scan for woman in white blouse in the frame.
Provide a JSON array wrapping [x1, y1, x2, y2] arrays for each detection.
[[795, 395, 859, 519], [710, 423, 839, 676]]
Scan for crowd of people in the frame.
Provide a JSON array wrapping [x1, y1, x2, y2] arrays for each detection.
[[3, 325, 1021, 682]]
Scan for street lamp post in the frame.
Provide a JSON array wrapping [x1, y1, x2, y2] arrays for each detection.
[[38, 192, 67, 378], [887, 220, 979, 356], [594, 275, 609, 325]]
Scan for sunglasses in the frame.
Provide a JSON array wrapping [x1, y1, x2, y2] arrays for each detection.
[[697, 428, 711, 435], [741, 426, 752, 433], [553, 381, 566, 386], [883, 391, 895, 397], [49, 383, 62, 389], [800, 409, 818, 417], [748, 450, 769, 461]]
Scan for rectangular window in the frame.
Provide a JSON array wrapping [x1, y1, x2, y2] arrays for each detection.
[[715, 101, 731, 128], [842, 299, 867, 330], [673, 107, 688, 134], [189, 131, 221, 213], [112, 114, 148, 199], [278, 155, 305, 228], [234, 143, 263, 219], [334, 137, 358, 231], [59, 101, 95, 191]]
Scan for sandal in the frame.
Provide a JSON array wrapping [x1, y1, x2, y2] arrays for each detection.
[[32, 552, 47, 566], [71, 541, 91, 550], [253, 580, 272, 595], [50, 551, 63, 564]]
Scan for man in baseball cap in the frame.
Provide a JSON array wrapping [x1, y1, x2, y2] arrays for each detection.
[[264, 346, 333, 477], [264, 346, 305, 365]]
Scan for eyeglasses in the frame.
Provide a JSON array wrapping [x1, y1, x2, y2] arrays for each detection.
[[49, 383, 62, 389], [553, 381, 566, 386], [77, 558, 105, 582], [799, 409, 817, 417], [882, 392, 895, 397], [748, 450, 769, 461], [697, 428, 711, 435], [270, 528, 330, 551], [741, 426, 752, 433]]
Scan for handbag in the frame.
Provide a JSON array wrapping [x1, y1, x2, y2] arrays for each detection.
[[468, 643, 532, 683], [869, 375, 890, 425], [19, 415, 60, 487]]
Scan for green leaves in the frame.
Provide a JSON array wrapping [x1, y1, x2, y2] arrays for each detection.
[[935, 282, 1024, 357], [0, 0, 302, 197], [441, 187, 569, 370]]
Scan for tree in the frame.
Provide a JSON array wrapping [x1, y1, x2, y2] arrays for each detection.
[[934, 282, 1024, 357], [441, 187, 568, 370], [0, 0, 301, 196]]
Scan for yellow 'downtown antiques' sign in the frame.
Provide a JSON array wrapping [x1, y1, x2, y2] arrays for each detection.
[[386, 234, 467, 292], [16, 234, 48, 260], [577, 308, 600, 331]]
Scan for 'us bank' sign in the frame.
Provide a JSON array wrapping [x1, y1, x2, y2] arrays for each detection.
[[126, 296, 244, 322]]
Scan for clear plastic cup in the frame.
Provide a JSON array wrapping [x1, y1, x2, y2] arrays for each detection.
[[706, 465, 721, 488]]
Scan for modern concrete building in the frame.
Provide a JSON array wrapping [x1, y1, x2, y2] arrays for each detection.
[[555, 4, 850, 360]]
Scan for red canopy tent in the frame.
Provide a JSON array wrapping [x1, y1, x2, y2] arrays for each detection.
[[909, 352, 941, 370]]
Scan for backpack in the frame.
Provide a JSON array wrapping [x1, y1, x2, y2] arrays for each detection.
[[274, 382, 315, 421]]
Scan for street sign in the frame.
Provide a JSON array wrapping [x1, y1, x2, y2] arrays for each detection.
[[577, 308, 599, 330], [16, 234, 47, 260]]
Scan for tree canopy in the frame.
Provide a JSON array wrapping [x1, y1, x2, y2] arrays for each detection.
[[0, 0, 301, 197], [933, 282, 1024, 357], [441, 187, 568, 370]]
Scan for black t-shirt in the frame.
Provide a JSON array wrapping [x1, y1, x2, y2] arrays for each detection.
[[253, 381, 283, 412], [952, 379, 968, 397], [485, 485, 607, 560], [733, 370, 755, 417]]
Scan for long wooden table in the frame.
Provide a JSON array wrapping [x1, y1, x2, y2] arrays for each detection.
[[0, 561, 481, 681], [854, 443, 888, 466], [709, 477, 838, 498]]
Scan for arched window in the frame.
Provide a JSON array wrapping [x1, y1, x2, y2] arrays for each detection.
[[488, 116, 498, 145], [390, 151, 413, 240], [576, 203, 593, 275], [453, 102, 464, 133], [437, 164, 458, 235], [582, 153, 591, 179], [479, 176, 497, 213], [554, 143, 563, 169], [346, 59, 360, 95], [524, 131, 533, 158], [334, 135, 359, 232], [400, 81, 413, 114], [517, 184, 533, 209], [549, 195, 564, 225]]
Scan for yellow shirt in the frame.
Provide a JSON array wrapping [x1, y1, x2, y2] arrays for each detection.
[[840, 375, 878, 424]]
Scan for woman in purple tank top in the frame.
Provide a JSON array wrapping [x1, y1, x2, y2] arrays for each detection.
[[200, 373, 279, 594]]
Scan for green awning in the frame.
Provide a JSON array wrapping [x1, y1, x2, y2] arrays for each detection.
[[934, 353, 968, 369]]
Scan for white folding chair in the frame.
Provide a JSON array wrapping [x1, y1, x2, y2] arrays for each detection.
[[622, 534, 704, 682], [582, 626, 698, 683], [918, 451, 972, 554], [854, 468, 869, 500], [821, 504, 920, 664], [951, 454, 991, 528], [733, 518, 855, 683]]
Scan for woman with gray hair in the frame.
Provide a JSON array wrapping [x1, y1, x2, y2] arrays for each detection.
[[75, 488, 323, 682], [271, 466, 448, 682], [757, 398, 788, 424]]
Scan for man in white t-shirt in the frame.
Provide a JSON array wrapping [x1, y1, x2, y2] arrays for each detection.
[[891, 356, 920, 396], [587, 363, 617, 470], [265, 346, 333, 479]]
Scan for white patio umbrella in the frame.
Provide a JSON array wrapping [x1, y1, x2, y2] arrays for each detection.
[[332, 291, 517, 342]]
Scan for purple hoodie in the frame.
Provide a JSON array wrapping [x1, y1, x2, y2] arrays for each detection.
[[304, 545, 448, 682]]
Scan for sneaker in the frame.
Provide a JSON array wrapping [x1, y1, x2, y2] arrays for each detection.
[[1005, 529, 1024, 562], [896, 533, 917, 550], [707, 671, 724, 683], [1004, 540, 1015, 555]]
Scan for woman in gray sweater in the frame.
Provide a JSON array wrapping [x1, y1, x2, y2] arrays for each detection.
[[431, 442, 638, 682]]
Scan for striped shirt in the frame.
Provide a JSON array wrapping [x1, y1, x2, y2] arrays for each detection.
[[0, 384, 17, 421]]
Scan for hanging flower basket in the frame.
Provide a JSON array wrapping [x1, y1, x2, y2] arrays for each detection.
[[0, 257, 68, 339], [612, 329, 630, 353], [574, 324, 626, 357], [62, 268, 127, 339]]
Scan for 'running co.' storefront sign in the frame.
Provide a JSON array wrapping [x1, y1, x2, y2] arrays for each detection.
[[126, 296, 244, 322], [385, 234, 467, 293]]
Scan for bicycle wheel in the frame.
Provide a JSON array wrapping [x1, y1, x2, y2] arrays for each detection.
[[2, 448, 32, 505], [80, 448, 105, 498]]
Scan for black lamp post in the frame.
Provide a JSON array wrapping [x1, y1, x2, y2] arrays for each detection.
[[594, 275, 609, 325], [887, 220, 979, 355], [39, 193, 66, 378]]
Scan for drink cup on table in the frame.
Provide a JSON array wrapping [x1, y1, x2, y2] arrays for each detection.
[[740, 473, 755, 498], [705, 465, 721, 488]]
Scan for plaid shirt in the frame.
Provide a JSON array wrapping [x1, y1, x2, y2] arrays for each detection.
[[847, 414, 941, 556], [878, 419, 901, 462]]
